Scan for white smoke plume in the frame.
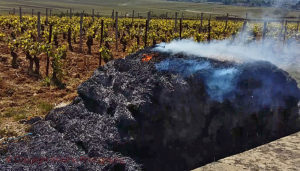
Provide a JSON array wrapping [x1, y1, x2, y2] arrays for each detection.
[[272, 0, 300, 7], [153, 31, 300, 104], [153, 0, 300, 104], [154, 0, 300, 74], [154, 36, 300, 72]]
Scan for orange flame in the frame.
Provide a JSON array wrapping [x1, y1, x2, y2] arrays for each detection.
[[141, 53, 157, 62]]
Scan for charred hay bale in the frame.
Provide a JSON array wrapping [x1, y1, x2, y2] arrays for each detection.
[[1, 48, 300, 171]]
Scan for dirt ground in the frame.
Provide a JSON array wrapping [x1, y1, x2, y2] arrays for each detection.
[[193, 131, 300, 171], [0, 37, 129, 141]]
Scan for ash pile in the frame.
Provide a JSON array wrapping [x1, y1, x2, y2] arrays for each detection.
[[1, 47, 300, 171]]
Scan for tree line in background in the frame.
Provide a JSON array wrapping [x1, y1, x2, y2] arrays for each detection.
[[167, 0, 300, 8]]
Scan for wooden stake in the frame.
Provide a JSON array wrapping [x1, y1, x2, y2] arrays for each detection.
[[100, 20, 104, 47], [46, 8, 48, 25], [46, 24, 52, 77], [297, 16, 300, 33], [144, 11, 151, 47], [147, 11, 151, 24], [199, 13, 203, 33], [68, 27, 73, 51], [279, 20, 284, 40], [242, 19, 248, 32], [224, 13, 229, 32], [92, 9, 95, 22], [262, 21, 267, 41], [79, 12, 83, 53], [37, 12, 41, 41], [145, 20, 149, 46], [115, 12, 118, 51], [19, 7, 22, 23], [283, 20, 288, 42], [175, 12, 178, 32], [112, 9, 115, 20], [179, 17, 183, 39], [132, 10, 135, 24], [99, 20, 104, 66], [208, 15, 211, 42], [49, 24, 52, 43], [70, 8, 72, 18]]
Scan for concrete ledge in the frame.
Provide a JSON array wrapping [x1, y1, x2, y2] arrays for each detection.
[[193, 132, 300, 171]]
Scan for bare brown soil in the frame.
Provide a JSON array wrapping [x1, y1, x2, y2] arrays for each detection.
[[0, 36, 128, 141]]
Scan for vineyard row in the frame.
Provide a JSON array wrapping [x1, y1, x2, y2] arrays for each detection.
[[0, 12, 299, 88]]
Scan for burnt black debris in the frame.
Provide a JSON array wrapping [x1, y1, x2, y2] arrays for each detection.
[[1, 47, 300, 171]]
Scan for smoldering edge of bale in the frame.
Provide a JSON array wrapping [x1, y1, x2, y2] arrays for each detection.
[[1, 47, 300, 171]]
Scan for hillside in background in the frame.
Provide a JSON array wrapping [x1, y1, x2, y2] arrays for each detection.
[[0, 0, 299, 18], [167, 0, 300, 9]]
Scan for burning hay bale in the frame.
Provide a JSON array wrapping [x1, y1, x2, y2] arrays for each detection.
[[1, 47, 300, 171]]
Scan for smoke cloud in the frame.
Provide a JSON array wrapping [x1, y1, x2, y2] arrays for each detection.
[[153, 37, 300, 72], [272, 0, 300, 7], [153, 26, 300, 107]]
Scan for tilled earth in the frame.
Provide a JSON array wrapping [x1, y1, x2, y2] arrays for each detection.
[[0, 35, 128, 140]]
